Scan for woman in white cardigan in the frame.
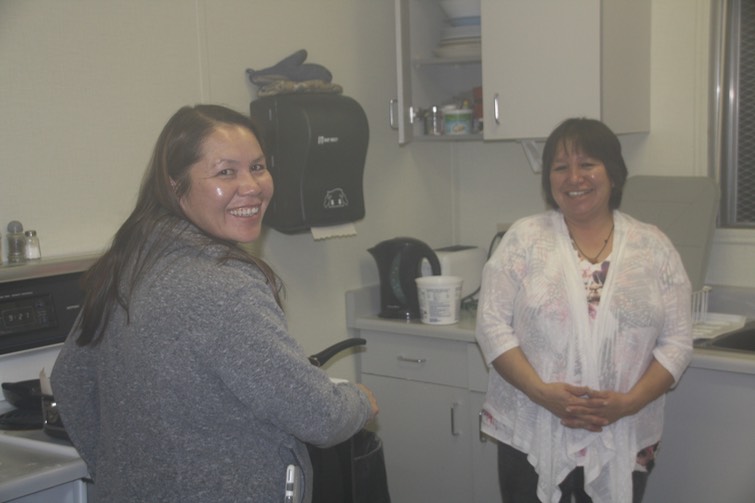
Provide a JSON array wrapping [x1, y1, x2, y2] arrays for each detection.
[[476, 118, 693, 503]]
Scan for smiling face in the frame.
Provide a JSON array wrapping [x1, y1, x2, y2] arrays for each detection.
[[541, 119, 628, 213], [549, 142, 613, 225], [178, 125, 273, 243]]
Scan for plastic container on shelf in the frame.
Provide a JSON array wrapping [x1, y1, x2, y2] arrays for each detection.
[[443, 107, 473, 135]]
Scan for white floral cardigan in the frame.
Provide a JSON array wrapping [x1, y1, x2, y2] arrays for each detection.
[[476, 210, 693, 502]]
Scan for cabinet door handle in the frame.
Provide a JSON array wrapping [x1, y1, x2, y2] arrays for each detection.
[[493, 93, 501, 125], [478, 410, 488, 443], [397, 355, 427, 364], [389, 98, 398, 130], [451, 402, 461, 436]]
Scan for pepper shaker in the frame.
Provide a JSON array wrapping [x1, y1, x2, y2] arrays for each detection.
[[6, 221, 26, 265]]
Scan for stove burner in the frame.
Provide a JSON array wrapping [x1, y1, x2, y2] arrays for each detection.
[[0, 408, 43, 430]]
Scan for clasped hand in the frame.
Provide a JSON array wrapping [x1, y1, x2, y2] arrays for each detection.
[[537, 382, 632, 432]]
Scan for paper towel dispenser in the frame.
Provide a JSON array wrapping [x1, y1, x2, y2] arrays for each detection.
[[249, 93, 369, 234]]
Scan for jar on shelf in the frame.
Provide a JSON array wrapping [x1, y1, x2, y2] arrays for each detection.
[[423, 106, 444, 136]]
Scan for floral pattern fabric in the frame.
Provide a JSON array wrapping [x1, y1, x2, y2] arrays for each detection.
[[575, 253, 658, 473], [476, 210, 693, 502]]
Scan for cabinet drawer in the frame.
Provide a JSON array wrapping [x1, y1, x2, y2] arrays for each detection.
[[361, 331, 467, 387]]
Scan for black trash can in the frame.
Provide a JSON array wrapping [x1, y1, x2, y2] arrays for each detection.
[[307, 339, 391, 503]]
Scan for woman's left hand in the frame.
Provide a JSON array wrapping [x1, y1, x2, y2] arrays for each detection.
[[561, 389, 632, 431], [562, 360, 676, 432]]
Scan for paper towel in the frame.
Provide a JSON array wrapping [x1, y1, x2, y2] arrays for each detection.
[[310, 223, 357, 240]]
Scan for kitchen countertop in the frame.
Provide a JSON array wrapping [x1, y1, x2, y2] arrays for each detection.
[[0, 253, 99, 283], [346, 286, 755, 376], [0, 428, 88, 502]]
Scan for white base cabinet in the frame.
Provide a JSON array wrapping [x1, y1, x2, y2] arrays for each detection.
[[364, 374, 474, 502], [470, 391, 498, 501], [643, 361, 755, 502], [356, 328, 498, 503]]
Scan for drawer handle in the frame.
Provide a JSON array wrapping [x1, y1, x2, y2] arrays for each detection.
[[478, 410, 488, 443], [397, 355, 427, 364]]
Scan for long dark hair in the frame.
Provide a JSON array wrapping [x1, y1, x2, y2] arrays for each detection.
[[541, 118, 628, 210], [75, 105, 281, 346]]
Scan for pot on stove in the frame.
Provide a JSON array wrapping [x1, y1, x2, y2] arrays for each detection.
[[1, 379, 44, 430], [2, 379, 43, 410], [0, 379, 68, 438]]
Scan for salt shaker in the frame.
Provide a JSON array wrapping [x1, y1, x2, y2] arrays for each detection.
[[24, 230, 41, 261], [6, 221, 26, 265]]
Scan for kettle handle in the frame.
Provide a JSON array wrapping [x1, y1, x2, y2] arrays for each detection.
[[398, 241, 441, 292], [402, 241, 440, 276], [422, 249, 441, 276]]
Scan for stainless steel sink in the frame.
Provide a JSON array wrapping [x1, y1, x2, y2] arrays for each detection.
[[698, 321, 755, 353]]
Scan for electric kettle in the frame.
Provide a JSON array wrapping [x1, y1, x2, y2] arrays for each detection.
[[368, 237, 441, 319]]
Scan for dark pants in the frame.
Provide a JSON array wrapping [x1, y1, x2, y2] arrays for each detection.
[[497, 442, 651, 503]]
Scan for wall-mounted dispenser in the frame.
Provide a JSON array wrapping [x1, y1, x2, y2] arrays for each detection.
[[250, 93, 369, 234]]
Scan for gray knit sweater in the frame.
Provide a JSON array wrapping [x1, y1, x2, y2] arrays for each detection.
[[51, 222, 372, 502]]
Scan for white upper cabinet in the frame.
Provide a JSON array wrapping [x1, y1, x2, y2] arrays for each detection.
[[393, 0, 650, 144], [482, 1, 601, 139], [393, 0, 483, 144]]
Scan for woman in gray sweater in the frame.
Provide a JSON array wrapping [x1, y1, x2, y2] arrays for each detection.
[[51, 104, 378, 502]]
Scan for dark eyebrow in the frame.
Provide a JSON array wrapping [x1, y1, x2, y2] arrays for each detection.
[[214, 155, 262, 165], [211, 159, 239, 170]]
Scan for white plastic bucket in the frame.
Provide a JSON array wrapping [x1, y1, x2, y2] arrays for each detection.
[[415, 275, 463, 325]]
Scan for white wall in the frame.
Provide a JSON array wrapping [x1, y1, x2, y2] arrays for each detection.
[[0, 0, 455, 380], [2, 0, 753, 382]]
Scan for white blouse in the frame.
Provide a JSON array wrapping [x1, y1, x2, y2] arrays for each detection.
[[476, 210, 693, 503]]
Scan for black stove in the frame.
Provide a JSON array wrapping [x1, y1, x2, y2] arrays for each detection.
[[0, 255, 98, 438]]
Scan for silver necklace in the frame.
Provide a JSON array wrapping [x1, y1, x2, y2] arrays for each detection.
[[570, 223, 615, 264]]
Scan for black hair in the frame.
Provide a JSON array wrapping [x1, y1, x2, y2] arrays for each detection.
[[541, 118, 628, 210]]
